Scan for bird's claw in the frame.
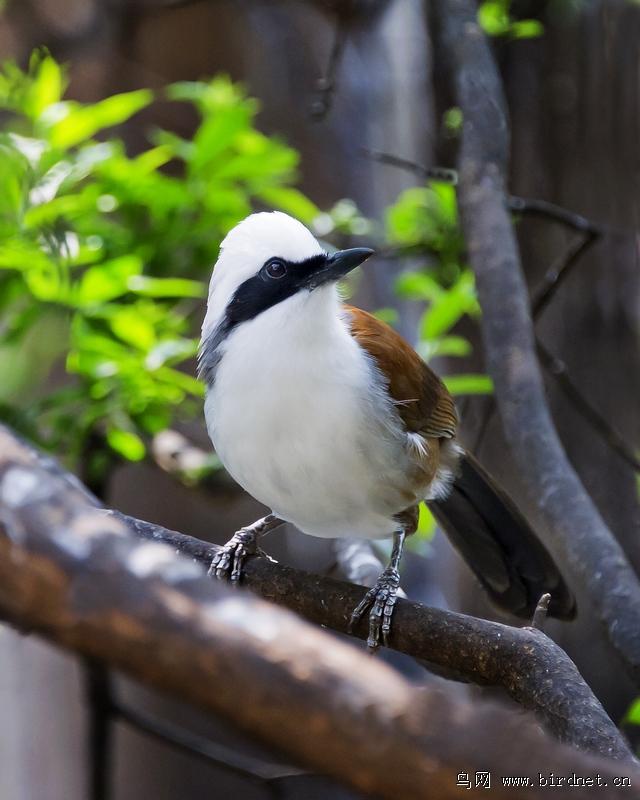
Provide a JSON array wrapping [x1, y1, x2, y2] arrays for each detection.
[[347, 566, 401, 652], [209, 528, 259, 583]]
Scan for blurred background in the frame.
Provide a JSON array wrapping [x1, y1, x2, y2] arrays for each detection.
[[0, 0, 639, 797]]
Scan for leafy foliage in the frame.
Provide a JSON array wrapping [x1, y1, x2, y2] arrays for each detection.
[[623, 696, 640, 727], [0, 52, 318, 468], [478, 0, 544, 38], [442, 107, 463, 139], [385, 180, 493, 397], [313, 198, 372, 238]]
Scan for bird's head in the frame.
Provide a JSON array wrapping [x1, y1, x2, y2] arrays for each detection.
[[201, 211, 373, 343]]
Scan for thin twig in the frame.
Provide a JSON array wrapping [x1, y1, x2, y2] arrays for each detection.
[[508, 196, 606, 235], [362, 148, 458, 184], [531, 593, 551, 632], [310, 21, 349, 120], [531, 230, 601, 320], [536, 340, 640, 473]]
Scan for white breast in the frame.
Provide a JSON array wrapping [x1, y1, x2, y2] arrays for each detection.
[[204, 287, 413, 540]]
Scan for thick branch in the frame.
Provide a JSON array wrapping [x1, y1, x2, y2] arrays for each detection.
[[119, 510, 632, 760], [432, 0, 640, 686], [0, 424, 632, 762], [0, 425, 637, 798]]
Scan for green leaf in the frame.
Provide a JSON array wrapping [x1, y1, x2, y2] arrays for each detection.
[[0, 240, 53, 271], [29, 160, 73, 205], [422, 301, 463, 339], [126, 275, 207, 299], [145, 338, 198, 370], [191, 104, 251, 172], [156, 366, 205, 398], [416, 502, 436, 540], [150, 129, 194, 162], [257, 186, 320, 225], [25, 261, 70, 302], [386, 187, 432, 246], [443, 374, 494, 395], [623, 697, 640, 726], [72, 142, 114, 179], [478, 0, 511, 35], [430, 182, 458, 228], [134, 145, 173, 174], [417, 335, 472, 362], [371, 308, 399, 327], [25, 55, 64, 119], [76, 255, 143, 305], [24, 189, 100, 228], [385, 181, 462, 270], [106, 427, 146, 461], [421, 270, 479, 339], [442, 107, 463, 138], [395, 271, 444, 302], [0, 275, 26, 317], [0, 304, 41, 345], [109, 306, 156, 350], [6, 133, 48, 167], [165, 81, 209, 104], [137, 404, 171, 435], [404, 502, 437, 555], [205, 76, 256, 115], [47, 89, 153, 149], [510, 19, 544, 38]]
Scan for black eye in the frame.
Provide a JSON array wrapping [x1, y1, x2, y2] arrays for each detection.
[[264, 259, 287, 279]]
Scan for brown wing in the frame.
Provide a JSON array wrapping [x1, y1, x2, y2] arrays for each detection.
[[344, 306, 457, 439]]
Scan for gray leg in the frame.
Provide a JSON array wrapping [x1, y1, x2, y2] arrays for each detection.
[[209, 514, 283, 582], [348, 530, 406, 652]]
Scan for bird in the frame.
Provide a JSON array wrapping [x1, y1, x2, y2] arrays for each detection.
[[199, 211, 576, 650]]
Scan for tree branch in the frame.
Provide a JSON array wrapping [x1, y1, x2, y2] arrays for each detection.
[[0, 423, 632, 764], [0, 424, 637, 797], [432, 0, 640, 687], [117, 509, 634, 760]]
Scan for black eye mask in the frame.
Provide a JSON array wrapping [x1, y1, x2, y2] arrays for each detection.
[[198, 247, 373, 386]]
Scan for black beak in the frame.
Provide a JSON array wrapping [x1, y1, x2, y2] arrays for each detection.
[[309, 247, 374, 288]]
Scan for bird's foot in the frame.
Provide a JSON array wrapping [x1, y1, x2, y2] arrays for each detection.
[[347, 566, 401, 652], [209, 515, 282, 584], [209, 528, 260, 583]]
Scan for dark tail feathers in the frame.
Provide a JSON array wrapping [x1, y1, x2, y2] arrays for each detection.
[[427, 451, 576, 620]]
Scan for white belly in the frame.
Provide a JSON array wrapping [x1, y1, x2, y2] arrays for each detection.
[[205, 293, 412, 539]]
